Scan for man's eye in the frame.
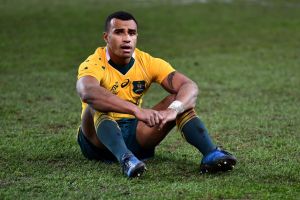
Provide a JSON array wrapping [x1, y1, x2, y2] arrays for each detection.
[[114, 30, 122, 34], [129, 31, 136, 36]]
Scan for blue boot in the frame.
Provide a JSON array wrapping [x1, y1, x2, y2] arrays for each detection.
[[200, 147, 237, 173], [121, 153, 146, 178]]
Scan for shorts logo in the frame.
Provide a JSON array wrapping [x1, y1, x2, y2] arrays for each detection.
[[121, 79, 130, 88], [132, 81, 146, 94]]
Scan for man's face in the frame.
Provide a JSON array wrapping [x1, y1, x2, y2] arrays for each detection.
[[104, 18, 138, 62]]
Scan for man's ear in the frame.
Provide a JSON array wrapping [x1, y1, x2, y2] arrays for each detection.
[[103, 32, 108, 43]]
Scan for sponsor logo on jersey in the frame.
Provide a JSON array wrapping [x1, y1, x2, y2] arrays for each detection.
[[121, 79, 130, 88], [132, 81, 146, 94]]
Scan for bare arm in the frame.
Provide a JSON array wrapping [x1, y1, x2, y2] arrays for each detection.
[[76, 76, 162, 126], [76, 76, 139, 114], [157, 71, 199, 129], [161, 71, 199, 110]]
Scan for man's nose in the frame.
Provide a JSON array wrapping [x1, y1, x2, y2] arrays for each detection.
[[123, 34, 131, 42]]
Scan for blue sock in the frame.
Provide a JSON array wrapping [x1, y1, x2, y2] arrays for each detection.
[[96, 119, 131, 162], [181, 117, 216, 156]]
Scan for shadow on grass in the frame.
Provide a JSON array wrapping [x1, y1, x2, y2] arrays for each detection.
[[9, 145, 236, 184]]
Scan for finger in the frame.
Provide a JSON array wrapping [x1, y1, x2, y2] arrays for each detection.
[[146, 120, 153, 127], [159, 119, 167, 130], [157, 112, 164, 121], [143, 115, 151, 127], [155, 111, 163, 123], [149, 115, 155, 127], [154, 112, 160, 125]]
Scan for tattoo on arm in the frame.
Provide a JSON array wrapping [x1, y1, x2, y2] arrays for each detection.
[[167, 71, 176, 90]]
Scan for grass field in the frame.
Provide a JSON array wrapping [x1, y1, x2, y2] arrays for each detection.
[[1, 0, 300, 199]]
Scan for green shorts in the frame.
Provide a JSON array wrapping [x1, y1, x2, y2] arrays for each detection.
[[77, 118, 155, 162]]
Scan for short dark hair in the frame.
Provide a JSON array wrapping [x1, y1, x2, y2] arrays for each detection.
[[104, 11, 138, 32]]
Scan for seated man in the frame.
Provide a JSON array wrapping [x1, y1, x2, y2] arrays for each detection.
[[76, 11, 237, 178]]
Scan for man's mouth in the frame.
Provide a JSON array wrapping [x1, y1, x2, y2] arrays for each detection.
[[121, 45, 131, 49], [121, 45, 132, 51]]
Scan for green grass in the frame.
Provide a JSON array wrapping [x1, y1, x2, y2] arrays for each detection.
[[1, 0, 300, 199]]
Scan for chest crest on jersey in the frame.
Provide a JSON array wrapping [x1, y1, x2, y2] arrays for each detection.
[[132, 81, 146, 94]]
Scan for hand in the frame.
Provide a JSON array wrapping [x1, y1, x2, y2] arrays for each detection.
[[134, 108, 163, 127], [157, 108, 178, 130]]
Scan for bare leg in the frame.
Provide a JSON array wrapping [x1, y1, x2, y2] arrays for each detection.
[[81, 106, 106, 149], [136, 94, 177, 149]]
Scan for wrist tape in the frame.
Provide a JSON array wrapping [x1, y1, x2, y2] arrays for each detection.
[[168, 100, 185, 114]]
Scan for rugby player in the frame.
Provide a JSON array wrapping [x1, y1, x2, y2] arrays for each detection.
[[76, 11, 237, 177]]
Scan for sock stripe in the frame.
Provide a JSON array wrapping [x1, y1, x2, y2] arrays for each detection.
[[95, 114, 119, 130], [176, 109, 197, 131]]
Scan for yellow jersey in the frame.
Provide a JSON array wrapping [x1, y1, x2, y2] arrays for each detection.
[[77, 47, 175, 122]]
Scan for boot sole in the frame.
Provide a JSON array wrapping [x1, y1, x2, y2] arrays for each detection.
[[128, 162, 146, 178], [200, 156, 237, 174]]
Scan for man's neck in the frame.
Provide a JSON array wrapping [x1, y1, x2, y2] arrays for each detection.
[[106, 48, 131, 66], [110, 55, 131, 66]]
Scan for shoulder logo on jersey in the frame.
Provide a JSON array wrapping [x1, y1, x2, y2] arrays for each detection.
[[132, 81, 146, 94], [121, 79, 130, 88], [110, 82, 119, 94]]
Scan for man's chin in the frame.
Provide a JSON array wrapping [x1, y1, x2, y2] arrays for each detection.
[[120, 49, 134, 57], [120, 53, 133, 59]]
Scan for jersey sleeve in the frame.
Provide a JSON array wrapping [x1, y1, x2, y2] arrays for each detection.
[[149, 57, 175, 84], [77, 51, 104, 82]]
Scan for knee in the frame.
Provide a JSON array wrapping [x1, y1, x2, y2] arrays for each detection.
[[81, 107, 96, 136]]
